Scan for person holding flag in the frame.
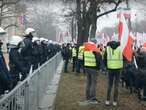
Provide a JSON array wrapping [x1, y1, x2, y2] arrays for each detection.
[[104, 12, 135, 106], [79, 39, 102, 106], [104, 37, 123, 106]]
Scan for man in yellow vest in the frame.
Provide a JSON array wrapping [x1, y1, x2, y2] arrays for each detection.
[[72, 44, 77, 72], [76, 45, 84, 73], [79, 41, 102, 105], [104, 39, 123, 106]]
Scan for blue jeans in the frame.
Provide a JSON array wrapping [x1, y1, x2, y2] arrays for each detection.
[[85, 68, 97, 100], [107, 70, 120, 102], [76, 59, 83, 73]]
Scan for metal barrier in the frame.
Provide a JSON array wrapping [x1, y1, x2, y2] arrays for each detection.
[[0, 52, 62, 110]]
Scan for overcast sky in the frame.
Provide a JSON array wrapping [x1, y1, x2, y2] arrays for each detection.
[[98, 0, 146, 34], [22, 0, 146, 39], [21, 0, 73, 40]]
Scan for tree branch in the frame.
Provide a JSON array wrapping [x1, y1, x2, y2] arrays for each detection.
[[2, 15, 18, 19], [4, 24, 18, 30], [3, 0, 20, 6], [2, 10, 15, 15], [96, 0, 121, 19]]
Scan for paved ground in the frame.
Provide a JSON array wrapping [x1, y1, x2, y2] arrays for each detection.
[[55, 65, 146, 110]]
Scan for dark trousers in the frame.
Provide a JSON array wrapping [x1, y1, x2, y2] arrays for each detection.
[[107, 70, 121, 102], [33, 63, 38, 70], [85, 68, 97, 100], [76, 59, 84, 73], [136, 69, 146, 100], [72, 57, 77, 72], [64, 59, 69, 73], [11, 74, 19, 88], [143, 86, 146, 100]]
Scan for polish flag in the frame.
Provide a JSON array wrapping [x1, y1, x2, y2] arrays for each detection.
[[118, 13, 123, 40], [118, 14, 134, 62], [118, 14, 129, 52], [123, 32, 134, 62]]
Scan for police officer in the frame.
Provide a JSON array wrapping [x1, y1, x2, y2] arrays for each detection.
[[40, 38, 48, 64], [48, 40, 54, 59], [104, 40, 123, 106], [21, 28, 35, 72], [9, 36, 29, 87], [32, 37, 40, 70], [72, 44, 77, 72], [0, 27, 12, 95]]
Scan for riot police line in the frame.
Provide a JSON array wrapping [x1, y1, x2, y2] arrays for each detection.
[[0, 27, 61, 97]]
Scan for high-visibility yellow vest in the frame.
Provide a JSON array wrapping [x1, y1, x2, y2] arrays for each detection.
[[72, 47, 77, 57], [78, 46, 84, 60], [107, 46, 123, 69], [84, 51, 96, 67]]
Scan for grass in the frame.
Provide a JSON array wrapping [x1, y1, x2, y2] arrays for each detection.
[[55, 64, 146, 110]]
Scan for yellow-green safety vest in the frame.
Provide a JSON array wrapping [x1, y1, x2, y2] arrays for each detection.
[[72, 48, 77, 57], [84, 51, 96, 67], [107, 46, 123, 69], [78, 46, 84, 60]]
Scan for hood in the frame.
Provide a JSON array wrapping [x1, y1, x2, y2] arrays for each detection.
[[107, 41, 120, 50]]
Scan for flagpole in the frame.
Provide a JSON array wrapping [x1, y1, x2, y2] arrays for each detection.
[[133, 40, 138, 69], [133, 56, 138, 69], [126, 0, 132, 30], [126, 0, 139, 68]]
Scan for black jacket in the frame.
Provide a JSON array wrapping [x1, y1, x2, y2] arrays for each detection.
[[61, 46, 71, 60], [9, 48, 29, 75], [0, 49, 12, 92], [136, 52, 146, 69], [21, 37, 33, 60]]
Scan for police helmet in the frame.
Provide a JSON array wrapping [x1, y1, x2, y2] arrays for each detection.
[[0, 27, 6, 35], [9, 36, 23, 46], [25, 28, 35, 35], [32, 37, 39, 42]]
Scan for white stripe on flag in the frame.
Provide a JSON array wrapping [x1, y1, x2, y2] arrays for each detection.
[[120, 14, 129, 52]]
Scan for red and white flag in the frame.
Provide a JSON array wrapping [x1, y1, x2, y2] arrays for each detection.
[[118, 13, 134, 62], [118, 13, 123, 40], [123, 32, 134, 62], [118, 14, 129, 51]]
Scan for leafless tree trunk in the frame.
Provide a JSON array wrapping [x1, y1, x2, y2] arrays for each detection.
[[0, 0, 20, 27], [76, 0, 123, 44]]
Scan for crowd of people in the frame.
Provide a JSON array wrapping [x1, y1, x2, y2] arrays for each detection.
[[0, 27, 61, 97], [61, 38, 146, 106], [0, 25, 146, 106]]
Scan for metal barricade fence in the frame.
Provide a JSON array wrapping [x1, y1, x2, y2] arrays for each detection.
[[0, 52, 62, 110]]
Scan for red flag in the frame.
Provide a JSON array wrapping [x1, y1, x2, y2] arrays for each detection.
[[118, 21, 123, 40], [84, 42, 100, 53], [119, 14, 129, 52], [118, 13, 134, 62], [123, 32, 134, 62], [143, 42, 146, 48], [118, 13, 123, 40]]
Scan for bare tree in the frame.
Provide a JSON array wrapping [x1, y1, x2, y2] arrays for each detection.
[[0, 0, 21, 29], [74, 0, 125, 44], [23, 1, 57, 39]]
